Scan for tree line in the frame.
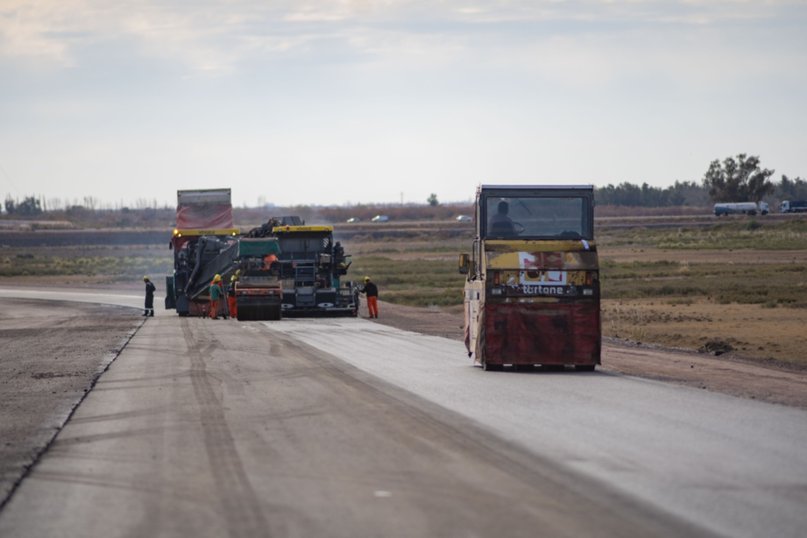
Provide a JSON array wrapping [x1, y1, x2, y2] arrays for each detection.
[[3, 154, 805, 215], [596, 154, 805, 207]]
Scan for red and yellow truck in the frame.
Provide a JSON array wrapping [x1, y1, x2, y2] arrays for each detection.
[[460, 185, 601, 371], [165, 188, 283, 320]]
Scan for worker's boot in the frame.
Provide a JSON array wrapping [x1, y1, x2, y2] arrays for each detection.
[[142, 310, 148, 316], [149, 310, 154, 317]]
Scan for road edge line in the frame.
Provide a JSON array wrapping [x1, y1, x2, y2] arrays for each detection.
[[0, 316, 148, 513]]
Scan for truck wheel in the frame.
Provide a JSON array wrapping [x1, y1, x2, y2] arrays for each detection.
[[576, 364, 596, 372]]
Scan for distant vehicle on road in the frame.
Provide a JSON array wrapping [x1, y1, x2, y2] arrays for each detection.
[[780, 200, 807, 213], [346, 217, 361, 223], [713, 202, 767, 216], [371, 215, 389, 223], [455, 215, 472, 222]]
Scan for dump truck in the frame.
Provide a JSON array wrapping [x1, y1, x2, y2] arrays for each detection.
[[459, 185, 601, 371], [164, 189, 283, 320], [244, 218, 359, 316]]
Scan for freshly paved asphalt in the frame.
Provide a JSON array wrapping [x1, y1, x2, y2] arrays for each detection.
[[0, 287, 805, 537]]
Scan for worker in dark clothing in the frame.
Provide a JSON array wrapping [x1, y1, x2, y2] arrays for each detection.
[[489, 200, 516, 236], [227, 274, 238, 320], [361, 276, 379, 318], [143, 276, 156, 317]]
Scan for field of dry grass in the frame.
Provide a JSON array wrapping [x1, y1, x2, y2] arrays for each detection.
[[345, 217, 807, 368], [2, 215, 806, 367]]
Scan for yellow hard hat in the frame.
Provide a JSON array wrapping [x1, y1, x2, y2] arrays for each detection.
[[230, 275, 237, 282], [143, 276, 149, 281], [364, 276, 370, 282], [214, 274, 221, 282]]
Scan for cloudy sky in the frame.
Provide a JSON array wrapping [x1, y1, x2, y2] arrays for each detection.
[[1, 1, 805, 208]]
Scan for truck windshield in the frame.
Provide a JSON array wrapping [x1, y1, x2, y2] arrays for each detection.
[[275, 234, 330, 260], [483, 196, 590, 239]]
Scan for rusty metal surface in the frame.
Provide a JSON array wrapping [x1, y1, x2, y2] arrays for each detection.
[[481, 302, 600, 366]]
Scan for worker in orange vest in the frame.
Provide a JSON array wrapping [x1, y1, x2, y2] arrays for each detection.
[[361, 276, 379, 318], [263, 253, 278, 271], [209, 274, 224, 319]]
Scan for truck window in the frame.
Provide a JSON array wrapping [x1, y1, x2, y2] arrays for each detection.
[[483, 196, 589, 239]]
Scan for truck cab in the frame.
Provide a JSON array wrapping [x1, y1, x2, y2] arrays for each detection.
[[270, 225, 358, 316], [460, 185, 601, 371], [780, 200, 807, 213]]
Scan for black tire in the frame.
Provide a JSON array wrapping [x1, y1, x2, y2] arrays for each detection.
[[483, 362, 502, 372], [576, 364, 596, 372]]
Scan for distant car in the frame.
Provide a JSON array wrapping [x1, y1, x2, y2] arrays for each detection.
[[346, 217, 361, 223], [371, 215, 390, 223], [455, 215, 472, 222]]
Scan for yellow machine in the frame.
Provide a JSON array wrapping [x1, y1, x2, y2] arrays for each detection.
[[460, 185, 601, 371]]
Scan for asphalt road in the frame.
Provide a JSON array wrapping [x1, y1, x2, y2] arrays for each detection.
[[1, 288, 806, 537], [0, 298, 142, 502]]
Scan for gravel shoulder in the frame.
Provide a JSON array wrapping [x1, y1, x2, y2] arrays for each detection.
[[369, 300, 807, 409], [0, 299, 143, 506]]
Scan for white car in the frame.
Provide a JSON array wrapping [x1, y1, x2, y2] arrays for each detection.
[[455, 215, 472, 222], [371, 215, 390, 223], [346, 217, 361, 223]]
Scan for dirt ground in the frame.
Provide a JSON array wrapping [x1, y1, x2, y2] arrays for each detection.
[[366, 300, 807, 410], [602, 299, 807, 367]]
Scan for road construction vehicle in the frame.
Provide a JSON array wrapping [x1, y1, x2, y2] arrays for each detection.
[[164, 189, 283, 320], [245, 219, 359, 316], [459, 185, 601, 371], [230, 238, 283, 320]]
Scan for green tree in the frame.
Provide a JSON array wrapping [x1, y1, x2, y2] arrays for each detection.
[[777, 175, 807, 200], [427, 193, 439, 206], [702, 154, 775, 202], [16, 196, 43, 216], [3, 195, 43, 216]]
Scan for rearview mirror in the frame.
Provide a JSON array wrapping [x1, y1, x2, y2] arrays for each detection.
[[458, 253, 470, 275]]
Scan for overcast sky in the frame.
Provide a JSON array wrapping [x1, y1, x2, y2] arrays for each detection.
[[1, 1, 805, 208]]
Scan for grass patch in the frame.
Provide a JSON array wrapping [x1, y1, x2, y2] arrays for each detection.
[[599, 220, 807, 250], [0, 246, 172, 280], [351, 255, 465, 307], [601, 260, 807, 305]]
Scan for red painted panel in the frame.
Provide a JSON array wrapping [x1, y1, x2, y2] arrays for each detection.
[[482, 302, 600, 365], [176, 203, 233, 230]]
